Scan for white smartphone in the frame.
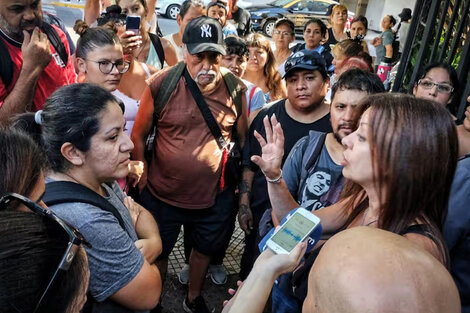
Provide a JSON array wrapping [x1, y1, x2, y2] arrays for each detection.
[[266, 208, 320, 254]]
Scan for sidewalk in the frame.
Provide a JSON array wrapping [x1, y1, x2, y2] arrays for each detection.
[[161, 224, 250, 312]]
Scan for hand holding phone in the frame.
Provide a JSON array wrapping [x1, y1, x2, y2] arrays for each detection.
[[266, 208, 320, 254]]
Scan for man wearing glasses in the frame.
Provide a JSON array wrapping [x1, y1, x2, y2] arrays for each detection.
[[0, 0, 76, 123]]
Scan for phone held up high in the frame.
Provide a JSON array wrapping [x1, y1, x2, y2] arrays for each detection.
[[126, 15, 141, 35], [266, 208, 320, 254]]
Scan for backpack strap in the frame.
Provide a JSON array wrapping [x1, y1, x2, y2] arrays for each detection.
[[0, 23, 67, 90], [0, 36, 13, 89], [149, 33, 165, 69], [220, 67, 243, 118], [43, 181, 128, 231], [153, 62, 186, 120], [41, 22, 68, 67], [299, 131, 328, 189], [145, 62, 186, 159]]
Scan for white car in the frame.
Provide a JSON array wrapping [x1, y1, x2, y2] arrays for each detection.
[[156, 0, 252, 19]]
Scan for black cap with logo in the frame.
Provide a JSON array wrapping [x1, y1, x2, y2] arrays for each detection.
[[182, 16, 226, 55], [284, 50, 327, 78]]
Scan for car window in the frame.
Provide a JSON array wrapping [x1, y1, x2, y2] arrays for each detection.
[[288, 0, 330, 13], [271, 0, 295, 7]]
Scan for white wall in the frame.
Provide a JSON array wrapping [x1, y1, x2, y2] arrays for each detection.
[[366, 0, 417, 31]]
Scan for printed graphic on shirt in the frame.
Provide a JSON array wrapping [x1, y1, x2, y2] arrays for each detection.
[[300, 169, 331, 211]]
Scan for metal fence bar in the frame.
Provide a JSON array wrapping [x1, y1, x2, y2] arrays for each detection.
[[438, 0, 462, 61], [409, 0, 442, 90], [430, 0, 451, 61], [391, 0, 426, 92], [455, 28, 470, 121], [448, 0, 470, 62]]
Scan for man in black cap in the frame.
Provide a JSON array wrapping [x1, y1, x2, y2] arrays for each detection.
[[131, 16, 247, 313], [238, 50, 332, 279], [397, 8, 412, 55]]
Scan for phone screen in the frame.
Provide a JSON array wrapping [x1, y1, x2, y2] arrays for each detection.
[[126, 16, 141, 35], [270, 212, 317, 253]]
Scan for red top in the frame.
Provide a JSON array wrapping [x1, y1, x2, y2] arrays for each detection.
[[0, 25, 77, 111]]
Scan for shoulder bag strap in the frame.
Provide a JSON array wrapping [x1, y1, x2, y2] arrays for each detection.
[[183, 68, 227, 149]]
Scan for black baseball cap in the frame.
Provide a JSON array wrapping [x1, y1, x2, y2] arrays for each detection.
[[398, 8, 412, 20], [284, 49, 327, 78], [183, 16, 226, 55], [207, 0, 227, 14]]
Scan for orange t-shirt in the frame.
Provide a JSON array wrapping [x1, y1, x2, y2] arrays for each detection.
[[146, 68, 244, 209]]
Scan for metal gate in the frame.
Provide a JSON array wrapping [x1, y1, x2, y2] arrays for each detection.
[[392, 0, 470, 122]]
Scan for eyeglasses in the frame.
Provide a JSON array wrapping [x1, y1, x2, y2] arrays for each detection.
[[273, 30, 293, 37], [86, 59, 131, 74], [0, 193, 91, 313], [418, 79, 454, 94]]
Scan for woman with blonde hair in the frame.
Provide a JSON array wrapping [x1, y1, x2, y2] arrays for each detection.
[[323, 4, 349, 50], [243, 33, 287, 103]]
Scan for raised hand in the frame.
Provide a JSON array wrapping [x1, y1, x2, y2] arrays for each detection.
[[251, 114, 285, 180]]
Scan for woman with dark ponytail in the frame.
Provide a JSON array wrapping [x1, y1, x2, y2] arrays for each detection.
[[13, 83, 162, 313]]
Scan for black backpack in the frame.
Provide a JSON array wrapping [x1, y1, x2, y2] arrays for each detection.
[[43, 181, 128, 231], [42, 181, 130, 312], [0, 22, 68, 89]]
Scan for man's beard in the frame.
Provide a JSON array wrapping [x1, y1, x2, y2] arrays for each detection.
[[0, 14, 42, 40]]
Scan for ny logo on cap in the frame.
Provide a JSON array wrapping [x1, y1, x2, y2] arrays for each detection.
[[201, 24, 212, 38]]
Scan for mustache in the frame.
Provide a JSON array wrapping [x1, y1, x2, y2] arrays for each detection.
[[196, 70, 217, 80], [21, 19, 42, 30], [338, 123, 355, 130]]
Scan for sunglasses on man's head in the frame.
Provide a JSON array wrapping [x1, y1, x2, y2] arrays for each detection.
[[0, 193, 90, 313]]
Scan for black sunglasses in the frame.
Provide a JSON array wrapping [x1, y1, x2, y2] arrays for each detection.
[[0, 193, 91, 313]]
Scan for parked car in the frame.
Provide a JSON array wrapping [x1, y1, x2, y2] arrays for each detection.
[[248, 0, 353, 37], [156, 0, 252, 20]]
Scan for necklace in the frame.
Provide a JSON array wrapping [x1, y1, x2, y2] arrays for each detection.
[[361, 208, 378, 226]]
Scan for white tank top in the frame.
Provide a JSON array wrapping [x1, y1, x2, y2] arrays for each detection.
[[112, 63, 151, 136], [163, 33, 184, 62]]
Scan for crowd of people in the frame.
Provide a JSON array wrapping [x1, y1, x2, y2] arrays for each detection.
[[0, 0, 469, 313]]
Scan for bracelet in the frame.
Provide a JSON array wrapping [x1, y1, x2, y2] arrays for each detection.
[[265, 169, 283, 184]]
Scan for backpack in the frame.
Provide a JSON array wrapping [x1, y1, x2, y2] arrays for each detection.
[[42, 181, 128, 232], [145, 62, 244, 160], [42, 181, 130, 312], [0, 22, 68, 89], [391, 23, 402, 63]]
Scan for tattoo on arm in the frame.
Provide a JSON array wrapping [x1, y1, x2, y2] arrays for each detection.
[[239, 204, 250, 215], [239, 180, 251, 195]]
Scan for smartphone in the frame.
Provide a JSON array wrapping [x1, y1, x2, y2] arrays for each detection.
[[266, 208, 320, 254], [126, 15, 141, 35]]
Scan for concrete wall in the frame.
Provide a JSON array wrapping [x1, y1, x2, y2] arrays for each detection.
[[365, 0, 417, 31]]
